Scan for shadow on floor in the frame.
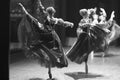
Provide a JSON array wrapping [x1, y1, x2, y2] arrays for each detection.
[[29, 78, 58, 80], [29, 78, 46, 80], [65, 72, 103, 80]]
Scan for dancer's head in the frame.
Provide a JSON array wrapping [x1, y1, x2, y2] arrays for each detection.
[[46, 7, 56, 18], [99, 8, 107, 22], [88, 8, 97, 18], [100, 8, 107, 17], [79, 9, 89, 18]]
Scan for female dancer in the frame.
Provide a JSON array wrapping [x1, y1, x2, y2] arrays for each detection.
[[95, 8, 115, 55], [67, 8, 96, 74], [18, 2, 73, 80], [66, 8, 115, 74], [37, 0, 73, 51], [77, 9, 92, 37], [90, 8, 110, 53]]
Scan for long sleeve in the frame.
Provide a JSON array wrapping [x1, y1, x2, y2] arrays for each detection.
[[56, 18, 73, 27], [20, 5, 45, 34], [25, 13, 39, 25], [19, 3, 39, 24]]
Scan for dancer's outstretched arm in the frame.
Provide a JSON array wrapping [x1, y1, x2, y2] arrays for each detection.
[[106, 11, 115, 28], [56, 18, 74, 28], [18, 3, 28, 15], [109, 11, 115, 21], [18, 3, 38, 23]]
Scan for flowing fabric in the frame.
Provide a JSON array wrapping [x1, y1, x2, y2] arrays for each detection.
[[18, 14, 68, 68], [106, 21, 120, 45], [93, 21, 117, 52], [67, 24, 95, 64], [92, 25, 109, 52], [67, 24, 108, 64]]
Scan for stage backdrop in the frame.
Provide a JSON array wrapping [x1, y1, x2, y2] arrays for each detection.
[[10, 0, 55, 42]]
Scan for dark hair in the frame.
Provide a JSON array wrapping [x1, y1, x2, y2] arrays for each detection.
[[46, 7, 56, 16], [79, 9, 88, 17]]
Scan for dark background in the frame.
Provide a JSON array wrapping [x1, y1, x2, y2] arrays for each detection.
[[9, 0, 120, 46]]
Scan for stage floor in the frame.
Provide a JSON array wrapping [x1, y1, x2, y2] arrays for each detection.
[[9, 46, 120, 80]]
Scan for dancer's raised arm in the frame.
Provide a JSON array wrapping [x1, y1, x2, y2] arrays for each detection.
[[109, 11, 115, 21], [55, 18, 74, 28], [18, 3, 28, 15], [18, 3, 39, 23]]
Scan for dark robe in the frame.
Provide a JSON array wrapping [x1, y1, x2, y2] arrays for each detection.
[[67, 24, 108, 64], [18, 13, 68, 68]]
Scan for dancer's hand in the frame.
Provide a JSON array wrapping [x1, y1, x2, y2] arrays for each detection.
[[18, 3, 28, 14], [18, 3, 22, 7], [70, 23, 74, 28], [18, 3, 24, 9], [110, 11, 115, 21]]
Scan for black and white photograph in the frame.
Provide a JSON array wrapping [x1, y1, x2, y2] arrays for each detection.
[[9, 0, 120, 80]]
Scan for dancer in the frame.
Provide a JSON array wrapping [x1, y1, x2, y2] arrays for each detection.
[[88, 7, 97, 24], [98, 8, 110, 33], [37, 0, 74, 51], [90, 8, 109, 53], [87, 8, 119, 56], [77, 9, 92, 37], [95, 9, 115, 55], [18, 2, 73, 80], [101, 10, 120, 55], [67, 8, 96, 74], [66, 7, 116, 74]]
